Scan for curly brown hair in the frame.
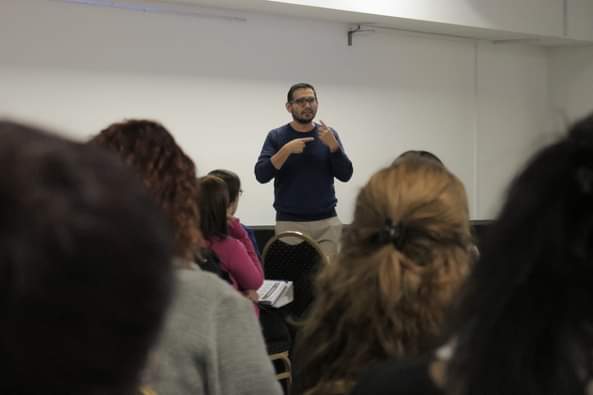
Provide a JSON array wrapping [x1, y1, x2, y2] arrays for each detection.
[[90, 120, 202, 260], [294, 155, 473, 395]]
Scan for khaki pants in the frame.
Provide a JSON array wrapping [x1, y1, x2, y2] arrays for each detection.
[[275, 217, 342, 263]]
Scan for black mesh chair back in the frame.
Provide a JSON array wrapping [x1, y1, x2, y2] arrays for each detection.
[[262, 231, 328, 319]]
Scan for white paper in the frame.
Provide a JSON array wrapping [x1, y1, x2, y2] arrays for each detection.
[[257, 280, 294, 308]]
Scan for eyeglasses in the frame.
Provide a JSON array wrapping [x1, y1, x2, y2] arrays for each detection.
[[291, 96, 317, 106]]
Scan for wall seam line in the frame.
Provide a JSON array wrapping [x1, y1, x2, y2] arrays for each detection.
[[473, 40, 480, 219]]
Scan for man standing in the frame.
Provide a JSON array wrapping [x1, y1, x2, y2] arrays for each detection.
[[255, 83, 353, 260]]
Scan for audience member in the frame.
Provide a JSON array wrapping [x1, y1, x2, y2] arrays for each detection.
[[0, 121, 174, 394], [208, 168, 261, 260], [351, 114, 593, 395], [91, 120, 281, 395], [293, 153, 473, 395], [393, 150, 444, 166], [198, 175, 264, 308]]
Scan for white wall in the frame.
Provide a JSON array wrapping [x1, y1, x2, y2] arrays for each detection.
[[567, 0, 593, 41], [0, 0, 552, 224], [549, 46, 593, 124], [476, 42, 551, 217]]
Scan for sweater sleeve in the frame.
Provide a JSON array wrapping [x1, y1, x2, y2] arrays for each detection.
[[329, 130, 353, 182], [254, 131, 279, 184], [243, 225, 262, 261], [228, 218, 263, 272], [217, 237, 263, 291], [216, 293, 282, 395]]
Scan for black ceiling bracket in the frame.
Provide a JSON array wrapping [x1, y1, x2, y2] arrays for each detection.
[[348, 24, 374, 46]]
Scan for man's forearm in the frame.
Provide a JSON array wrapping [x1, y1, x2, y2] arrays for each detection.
[[331, 150, 354, 182], [271, 146, 291, 169]]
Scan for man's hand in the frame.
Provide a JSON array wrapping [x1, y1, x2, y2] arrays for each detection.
[[283, 137, 314, 154], [318, 120, 339, 152], [271, 137, 314, 170], [227, 216, 245, 240]]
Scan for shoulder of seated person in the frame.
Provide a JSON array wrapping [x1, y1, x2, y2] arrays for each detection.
[[216, 236, 246, 250], [353, 354, 444, 395], [210, 235, 241, 246], [176, 268, 248, 304]]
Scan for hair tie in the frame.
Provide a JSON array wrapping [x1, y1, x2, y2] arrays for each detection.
[[376, 218, 406, 249]]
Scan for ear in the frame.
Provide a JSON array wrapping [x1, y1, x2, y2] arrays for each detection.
[[285, 102, 292, 112]]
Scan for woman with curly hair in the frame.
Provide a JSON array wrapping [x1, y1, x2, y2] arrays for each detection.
[[292, 153, 473, 395], [90, 120, 201, 261], [91, 120, 281, 395]]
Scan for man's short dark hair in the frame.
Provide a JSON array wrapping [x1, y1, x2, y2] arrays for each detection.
[[208, 169, 241, 204], [287, 82, 317, 103], [0, 121, 174, 394]]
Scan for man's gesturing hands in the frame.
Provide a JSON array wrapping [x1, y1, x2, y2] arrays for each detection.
[[317, 120, 339, 152], [273, 121, 340, 170], [284, 137, 314, 154], [283, 121, 339, 155]]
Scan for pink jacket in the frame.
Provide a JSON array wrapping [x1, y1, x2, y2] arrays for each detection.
[[207, 218, 264, 294]]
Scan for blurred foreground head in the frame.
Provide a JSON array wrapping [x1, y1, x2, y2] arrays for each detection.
[[0, 121, 174, 394], [448, 113, 593, 395]]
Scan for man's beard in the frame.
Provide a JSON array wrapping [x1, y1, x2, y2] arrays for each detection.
[[292, 109, 315, 124]]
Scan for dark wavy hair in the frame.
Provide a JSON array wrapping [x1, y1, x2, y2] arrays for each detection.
[[199, 175, 229, 240], [447, 113, 593, 395], [0, 121, 174, 394], [90, 120, 201, 260]]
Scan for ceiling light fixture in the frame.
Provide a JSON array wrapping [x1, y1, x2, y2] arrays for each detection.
[[52, 0, 247, 22]]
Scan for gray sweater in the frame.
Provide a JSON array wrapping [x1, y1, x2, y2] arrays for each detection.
[[149, 268, 282, 395]]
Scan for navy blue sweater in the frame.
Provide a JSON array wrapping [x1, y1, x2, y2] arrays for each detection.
[[254, 123, 353, 221]]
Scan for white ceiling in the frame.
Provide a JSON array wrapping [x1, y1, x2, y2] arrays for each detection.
[[70, 0, 593, 46]]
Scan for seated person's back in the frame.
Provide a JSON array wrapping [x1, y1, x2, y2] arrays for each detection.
[[91, 119, 280, 395]]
